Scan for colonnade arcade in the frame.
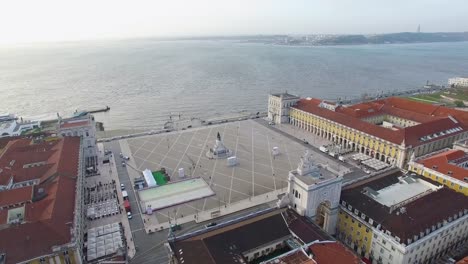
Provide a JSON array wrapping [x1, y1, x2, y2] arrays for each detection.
[[290, 117, 397, 165]]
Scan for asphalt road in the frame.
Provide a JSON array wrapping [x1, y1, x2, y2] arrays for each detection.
[[105, 141, 170, 264]]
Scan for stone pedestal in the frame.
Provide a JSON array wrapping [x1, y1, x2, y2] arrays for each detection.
[[206, 132, 232, 159]]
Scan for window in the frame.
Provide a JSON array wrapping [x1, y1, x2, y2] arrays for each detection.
[[380, 248, 384, 254], [389, 254, 393, 260], [391, 246, 395, 251], [358, 223, 362, 228], [366, 228, 370, 233]]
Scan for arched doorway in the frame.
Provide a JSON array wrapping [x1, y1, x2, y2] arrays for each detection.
[[316, 201, 332, 230]]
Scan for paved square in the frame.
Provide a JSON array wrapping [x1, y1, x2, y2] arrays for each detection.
[[122, 120, 348, 227]]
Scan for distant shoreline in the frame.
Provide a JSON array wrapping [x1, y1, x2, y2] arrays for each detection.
[[237, 32, 468, 47]]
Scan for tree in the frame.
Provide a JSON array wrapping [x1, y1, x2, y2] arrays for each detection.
[[454, 100, 465, 107]]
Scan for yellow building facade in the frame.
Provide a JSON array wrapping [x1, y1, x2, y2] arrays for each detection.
[[337, 209, 373, 258], [408, 162, 468, 196], [289, 108, 405, 167]]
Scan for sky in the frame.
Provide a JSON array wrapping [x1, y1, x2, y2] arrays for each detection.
[[0, 0, 467, 45]]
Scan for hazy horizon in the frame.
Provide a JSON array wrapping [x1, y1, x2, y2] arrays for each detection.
[[1, 0, 468, 45]]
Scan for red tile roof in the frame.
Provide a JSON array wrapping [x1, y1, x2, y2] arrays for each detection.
[[283, 210, 330, 243], [0, 209, 7, 224], [60, 120, 89, 129], [0, 137, 79, 186], [264, 242, 361, 264], [457, 256, 468, 264], [417, 149, 468, 181], [294, 99, 404, 144], [264, 249, 314, 264], [0, 186, 33, 208], [310, 242, 361, 264], [0, 137, 80, 264], [293, 97, 467, 146]]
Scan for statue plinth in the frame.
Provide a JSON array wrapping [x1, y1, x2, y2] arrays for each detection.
[[206, 132, 232, 159]]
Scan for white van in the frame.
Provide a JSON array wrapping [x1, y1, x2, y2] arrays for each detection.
[[319, 146, 328, 153]]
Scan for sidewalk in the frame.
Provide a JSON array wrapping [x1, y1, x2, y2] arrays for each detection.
[[267, 121, 353, 175], [119, 139, 164, 233], [97, 143, 136, 260], [142, 188, 287, 232], [274, 122, 331, 149]]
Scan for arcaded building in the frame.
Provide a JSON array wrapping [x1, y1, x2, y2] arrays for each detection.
[[269, 94, 468, 168]]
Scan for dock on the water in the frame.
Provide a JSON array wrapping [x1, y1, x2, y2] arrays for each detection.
[[87, 106, 110, 114]]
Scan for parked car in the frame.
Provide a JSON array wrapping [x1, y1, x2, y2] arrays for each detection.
[[205, 222, 217, 228], [122, 162, 126, 167], [120, 183, 125, 190], [170, 224, 181, 232], [127, 212, 132, 219], [124, 156, 130, 160]]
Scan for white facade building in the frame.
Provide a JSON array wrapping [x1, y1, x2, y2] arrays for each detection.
[[449, 77, 468, 87], [58, 113, 97, 160], [339, 173, 468, 264], [287, 150, 343, 235], [268, 93, 300, 124], [370, 213, 468, 264], [0, 120, 41, 138]]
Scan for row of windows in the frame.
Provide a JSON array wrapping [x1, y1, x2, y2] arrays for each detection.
[[372, 219, 468, 264], [291, 111, 398, 154], [293, 189, 301, 199]]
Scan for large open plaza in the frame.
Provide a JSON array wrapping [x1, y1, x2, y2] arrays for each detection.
[[119, 119, 352, 230]]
